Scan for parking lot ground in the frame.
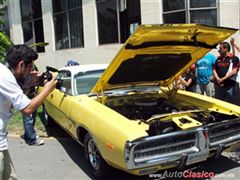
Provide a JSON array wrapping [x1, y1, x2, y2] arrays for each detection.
[[8, 134, 240, 180]]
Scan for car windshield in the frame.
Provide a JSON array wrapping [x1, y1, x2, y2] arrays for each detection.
[[75, 70, 105, 94]]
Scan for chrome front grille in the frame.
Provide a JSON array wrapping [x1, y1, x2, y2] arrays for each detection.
[[126, 129, 205, 169], [208, 119, 240, 148], [133, 133, 196, 159]]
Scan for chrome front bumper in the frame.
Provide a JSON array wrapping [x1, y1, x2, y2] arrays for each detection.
[[125, 118, 240, 170]]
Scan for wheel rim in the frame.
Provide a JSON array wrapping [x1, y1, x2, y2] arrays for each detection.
[[87, 138, 100, 170]]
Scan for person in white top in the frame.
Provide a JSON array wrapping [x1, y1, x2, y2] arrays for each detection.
[[230, 38, 240, 105], [0, 44, 57, 179]]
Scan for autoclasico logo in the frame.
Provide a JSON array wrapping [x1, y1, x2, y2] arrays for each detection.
[[183, 171, 215, 178], [149, 170, 216, 179], [149, 170, 235, 179]]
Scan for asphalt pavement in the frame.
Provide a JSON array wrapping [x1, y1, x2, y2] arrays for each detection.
[[8, 135, 91, 180], [8, 134, 240, 180]]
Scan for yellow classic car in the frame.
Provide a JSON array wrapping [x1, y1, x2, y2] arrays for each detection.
[[42, 24, 240, 178]]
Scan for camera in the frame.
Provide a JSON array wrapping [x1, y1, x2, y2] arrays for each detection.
[[38, 66, 62, 89]]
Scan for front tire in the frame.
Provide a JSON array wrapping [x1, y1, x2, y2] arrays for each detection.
[[84, 133, 113, 179]]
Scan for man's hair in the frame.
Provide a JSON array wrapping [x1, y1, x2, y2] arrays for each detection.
[[5, 44, 38, 68], [220, 41, 231, 52]]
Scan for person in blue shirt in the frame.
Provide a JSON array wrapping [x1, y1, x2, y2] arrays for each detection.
[[195, 53, 217, 97], [66, 60, 79, 66]]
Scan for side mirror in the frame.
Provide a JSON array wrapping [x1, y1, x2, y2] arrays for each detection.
[[59, 86, 67, 93]]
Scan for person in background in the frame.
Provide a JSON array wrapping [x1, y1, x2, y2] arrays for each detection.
[[230, 37, 240, 54], [0, 44, 56, 179], [230, 37, 240, 105], [195, 53, 217, 97], [213, 42, 239, 105], [18, 66, 44, 146], [178, 65, 196, 92], [66, 60, 79, 66]]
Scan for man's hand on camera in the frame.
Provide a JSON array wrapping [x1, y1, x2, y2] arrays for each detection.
[[43, 75, 57, 91], [29, 70, 43, 85]]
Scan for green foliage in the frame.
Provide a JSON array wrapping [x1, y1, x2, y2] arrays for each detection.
[[0, 0, 12, 63], [0, 31, 12, 62], [0, 11, 3, 17]]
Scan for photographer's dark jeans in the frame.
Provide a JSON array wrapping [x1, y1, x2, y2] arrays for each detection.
[[22, 111, 37, 145]]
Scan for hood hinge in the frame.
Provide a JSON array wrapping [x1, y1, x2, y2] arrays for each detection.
[[96, 81, 106, 103], [160, 81, 179, 102]]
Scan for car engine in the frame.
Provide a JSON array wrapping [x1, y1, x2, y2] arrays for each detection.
[[105, 95, 239, 136]]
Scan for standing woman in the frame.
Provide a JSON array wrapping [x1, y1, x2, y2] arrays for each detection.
[[178, 65, 196, 92]]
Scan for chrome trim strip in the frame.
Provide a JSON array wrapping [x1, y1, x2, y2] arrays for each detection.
[[134, 139, 196, 154]]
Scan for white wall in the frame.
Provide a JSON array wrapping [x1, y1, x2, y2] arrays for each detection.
[[219, 0, 240, 29], [141, 0, 162, 24], [36, 44, 121, 71], [8, 0, 23, 44]]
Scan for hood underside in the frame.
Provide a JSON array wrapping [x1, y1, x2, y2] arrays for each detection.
[[91, 24, 237, 93]]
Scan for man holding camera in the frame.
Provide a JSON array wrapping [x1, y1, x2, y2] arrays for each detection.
[[0, 44, 57, 179], [19, 64, 45, 146]]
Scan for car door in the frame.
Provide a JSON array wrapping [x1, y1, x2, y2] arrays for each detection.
[[48, 70, 74, 130]]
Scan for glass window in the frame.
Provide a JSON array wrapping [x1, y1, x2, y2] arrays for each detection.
[[120, 0, 141, 42], [58, 70, 71, 78], [69, 8, 83, 48], [162, 0, 217, 26], [58, 70, 72, 95], [0, 4, 10, 38], [75, 70, 105, 94], [52, 0, 84, 50], [96, 0, 141, 45], [20, 0, 45, 52], [190, 0, 216, 8], [163, 11, 186, 23], [96, 0, 118, 44], [162, 0, 185, 12], [52, 0, 67, 13], [54, 13, 69, 49], [22, 22, 33, 45], [190, 9, 217, 25]]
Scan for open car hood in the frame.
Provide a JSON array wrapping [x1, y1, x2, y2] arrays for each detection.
[[91, 24, 237, 93]]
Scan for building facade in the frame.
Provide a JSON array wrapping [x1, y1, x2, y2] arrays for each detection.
[[1, 0, 240, 70]]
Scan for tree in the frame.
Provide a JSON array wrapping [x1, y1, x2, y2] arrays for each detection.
[[0, 0, 12, 63]]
